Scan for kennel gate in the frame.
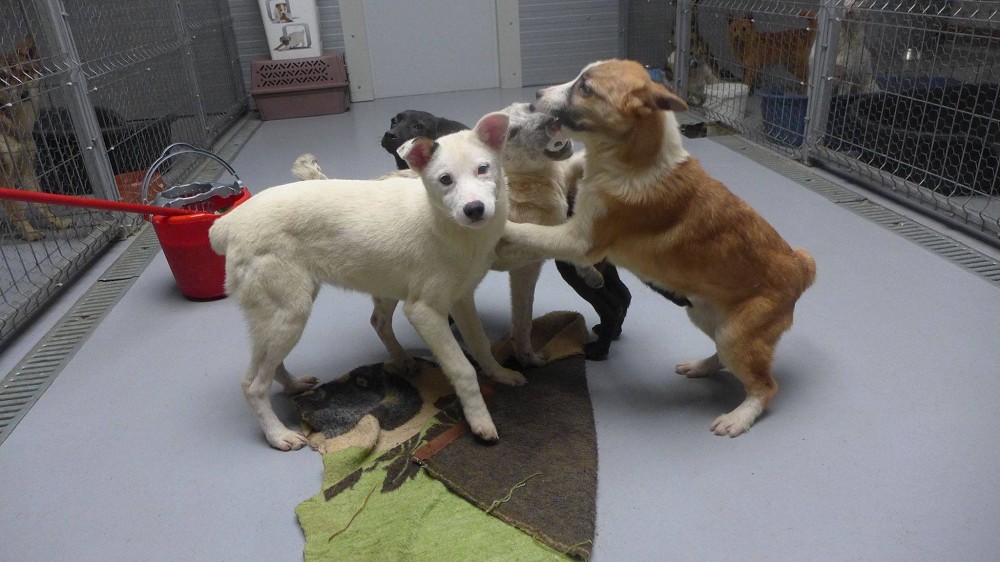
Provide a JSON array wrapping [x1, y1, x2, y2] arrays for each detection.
[[0, 0, 247, 347], [630, 0, 1000, 246]]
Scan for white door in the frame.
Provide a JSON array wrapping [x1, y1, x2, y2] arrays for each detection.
[[361, 0, 500, 98]]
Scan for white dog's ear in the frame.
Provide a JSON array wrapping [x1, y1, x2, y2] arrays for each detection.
[[473, 112, 509, 153], [398, 137, 436, 172]]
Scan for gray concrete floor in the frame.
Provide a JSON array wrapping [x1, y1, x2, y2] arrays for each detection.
[[2, 87, 1000, 562]]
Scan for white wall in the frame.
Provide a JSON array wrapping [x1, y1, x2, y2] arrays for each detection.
[[361, 0, 500, 98], [227, 0, 345, 106]]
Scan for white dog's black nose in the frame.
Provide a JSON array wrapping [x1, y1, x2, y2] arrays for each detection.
[[463, 201, 485, 221]]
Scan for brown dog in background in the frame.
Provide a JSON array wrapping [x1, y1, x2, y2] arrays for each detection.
[[727, 12, 817, 93], [1, 36, 71, 240], [503, 60, 816, 437]]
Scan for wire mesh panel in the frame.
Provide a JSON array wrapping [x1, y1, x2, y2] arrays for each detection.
[[182, 0, 247, 141], [675, 0, 821, 155], [626, 0, 678, 69], [664, 0, 1000, 243], [1, 2, 118, 344], [0, 0, 246, 346], [817, 0, 1000, 239]]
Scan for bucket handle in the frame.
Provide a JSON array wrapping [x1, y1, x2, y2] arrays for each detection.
[[140, 143, 246, 205]]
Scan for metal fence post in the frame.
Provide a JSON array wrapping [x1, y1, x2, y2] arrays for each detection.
[[619, 0, 630, 59], [37, 0, 119, 204], [673, 0, 693, 99], [802, 0, 842, 165], [172, 0, 209, 145], [218, 1, 249, 108]]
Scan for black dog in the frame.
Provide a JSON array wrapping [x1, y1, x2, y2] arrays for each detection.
[[379, 109, 633, 360], [380, 110, 469, 170]]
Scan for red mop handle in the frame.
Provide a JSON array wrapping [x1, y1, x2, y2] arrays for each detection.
[[0, 187, 196, 217]]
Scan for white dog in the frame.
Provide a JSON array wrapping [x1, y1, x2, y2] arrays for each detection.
[[210, 113, 523, 450], [810, 0, 877, 95]]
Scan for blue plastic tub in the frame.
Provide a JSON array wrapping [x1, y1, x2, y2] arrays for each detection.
[[759, 91, 810, 147]]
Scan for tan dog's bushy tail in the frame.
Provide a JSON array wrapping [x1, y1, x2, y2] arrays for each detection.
[[795, 248, 816, 293], [291, 153, 328, 181]]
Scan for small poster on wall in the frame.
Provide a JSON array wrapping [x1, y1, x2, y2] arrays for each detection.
[[258, 0, 322, 60]]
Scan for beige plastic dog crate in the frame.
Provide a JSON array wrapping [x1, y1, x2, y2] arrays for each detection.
[[250, 53, 350, 120]]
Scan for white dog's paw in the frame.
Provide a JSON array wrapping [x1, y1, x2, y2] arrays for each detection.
[[710, 412, 754, 438], [267, 430, 309, 451], [468, 418, 499, 442], [487, 366, 527, 386], [284, 375, 319, 395], [577, 265, 604, 289], [675, 359, 720, 378], [384, 357, 421, 375]]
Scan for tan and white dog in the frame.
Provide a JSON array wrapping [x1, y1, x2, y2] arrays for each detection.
[[501, 60, 816, 437], [211, 113, 523, 450], [494, 102, 594, 365]]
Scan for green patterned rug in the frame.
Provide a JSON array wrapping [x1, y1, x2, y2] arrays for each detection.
[[294, 312, 597, 561]]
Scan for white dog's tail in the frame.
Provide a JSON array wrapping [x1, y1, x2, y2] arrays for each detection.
[[291, 153, 328, 180]]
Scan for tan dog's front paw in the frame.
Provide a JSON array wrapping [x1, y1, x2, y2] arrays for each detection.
[[48, 216, 72, 230], [710, 411, 754, 437], [675, 354, 722, 378], [675, 361, 716, 378], [495, 236, 541, 268], [19, 228, 44, 241], [487, 366, 527, 386], [513, 348, 546, 368]]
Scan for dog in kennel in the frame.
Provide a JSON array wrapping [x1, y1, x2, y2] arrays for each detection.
[[0, 36, 72, 241]]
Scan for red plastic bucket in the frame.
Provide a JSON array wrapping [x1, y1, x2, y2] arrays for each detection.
[[150, 188, 250, 300], [141, 144, 251, 300]]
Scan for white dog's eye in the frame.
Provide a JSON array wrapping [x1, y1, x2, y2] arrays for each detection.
[[439, 174, 453, 186], [477, 164, 490, 175], [578, 80, 593, 96]]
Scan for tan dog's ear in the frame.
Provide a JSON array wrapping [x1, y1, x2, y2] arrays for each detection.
[[473, 112, 509, 153], [649, 82, 688, 112], [628, 82, 689, 115], [398, 137, 436, 172]]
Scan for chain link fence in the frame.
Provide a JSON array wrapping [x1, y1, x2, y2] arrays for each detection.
[[1, 0, 246, 346], [632, 0, 999, 244]]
